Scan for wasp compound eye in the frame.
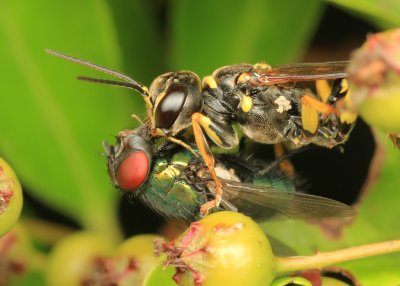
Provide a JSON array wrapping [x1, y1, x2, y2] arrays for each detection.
[[116, 152, 149, 191], [154, 84, 187, 129]]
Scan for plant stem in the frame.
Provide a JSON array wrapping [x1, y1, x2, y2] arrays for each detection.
[[274, 239, 400, 274]]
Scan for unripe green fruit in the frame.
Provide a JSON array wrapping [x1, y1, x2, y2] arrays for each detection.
[[0, 224, 38, 286], [0, 158, 23, 237], [161, 211, 275, 286], [358, 85, 400, 132], [347, 28, 400, 132], [45, 232, 114, 286], [114, 234, 164, 285]]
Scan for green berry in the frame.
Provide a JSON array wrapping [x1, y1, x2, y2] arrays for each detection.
[[114, 234, 164, 285], [0, 158, 23, 237], [347, 28, 400, 132], [45, 231, 114, 286], [0, 224, 38, 285], [159, 211, 275, 286]]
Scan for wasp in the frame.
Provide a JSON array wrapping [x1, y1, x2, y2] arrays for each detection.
[[103, 124, 355, 222], [46, 50, 357, 216]]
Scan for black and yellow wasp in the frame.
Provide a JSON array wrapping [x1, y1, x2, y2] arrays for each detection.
[[46, 50, 357, 216]]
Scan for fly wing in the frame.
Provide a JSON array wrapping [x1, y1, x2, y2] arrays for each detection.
[[221, 180, 355, 220], [256, 61, 349, 85]]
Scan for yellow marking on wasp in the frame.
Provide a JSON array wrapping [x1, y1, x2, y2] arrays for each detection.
[[301, 93, 330, 134], [344, 88, 352, 104], [254, 62, 271, 70], [241, 95, 253, 113], [302, 102, 319, 134], [340, 111, 357, 124], [144, 94, 153, 113], [152, 91, 167, 118], [339, 88, 357, 124], [202, 76, 218, 89], [237, 72, 251, 85], [340, 79, 349, 94], [316, 79, 330, 103], [195, 114, 224, 146]]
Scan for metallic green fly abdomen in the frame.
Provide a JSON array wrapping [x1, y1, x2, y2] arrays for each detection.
[[142, 150, 206, 220]]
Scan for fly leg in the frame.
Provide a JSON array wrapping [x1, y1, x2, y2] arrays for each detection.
[[191, 112, 238, 216], [273, 144, 295, 177]]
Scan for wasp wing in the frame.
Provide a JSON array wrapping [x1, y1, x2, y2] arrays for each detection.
[[220, 180, 355, 220], [256, 61, 349, 85]]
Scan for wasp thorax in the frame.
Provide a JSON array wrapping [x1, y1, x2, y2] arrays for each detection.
[[150, 71, 202, 134]]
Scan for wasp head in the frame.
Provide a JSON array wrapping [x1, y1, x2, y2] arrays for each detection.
[[149, 71, 203, 136]]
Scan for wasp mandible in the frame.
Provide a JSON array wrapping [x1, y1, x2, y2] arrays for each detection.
[[46, 50, 357, 216]]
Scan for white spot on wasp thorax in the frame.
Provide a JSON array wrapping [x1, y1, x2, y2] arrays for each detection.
[[274, 95, 292, 113]]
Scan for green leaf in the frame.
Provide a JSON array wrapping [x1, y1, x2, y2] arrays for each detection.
[[328, 0, 400, 29], [262, 132, 400, 284], [168, 0, 324, 75], [0, 0, 156, 241], [106, 0, 164, 85]]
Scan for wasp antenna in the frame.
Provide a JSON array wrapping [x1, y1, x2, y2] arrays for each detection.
[[77, 76, 148, 95], [45, 49, 149, 96]]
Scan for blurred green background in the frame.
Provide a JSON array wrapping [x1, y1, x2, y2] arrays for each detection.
[[1, 0, 400, 285]]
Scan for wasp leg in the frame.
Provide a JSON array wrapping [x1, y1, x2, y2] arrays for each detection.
[[301, 93, 339, 135], [150, 126, 199, 157], [131, 113, 144, 124], [191, 112, 225, 216], [301, 94, 337, 115], [283, 116, 307, 146], [166, 136, 199, 157], [273, 144, 295, 177]]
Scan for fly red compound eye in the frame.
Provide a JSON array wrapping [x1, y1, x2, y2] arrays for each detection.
[[116, 152, 149, 191]]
